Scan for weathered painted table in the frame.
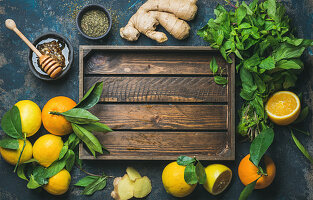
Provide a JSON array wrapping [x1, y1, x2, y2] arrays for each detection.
[[0, 0, 312, 199]]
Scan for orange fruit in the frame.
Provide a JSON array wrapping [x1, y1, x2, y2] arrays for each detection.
[[42, 96, 76, 136], [43, 169, 71, 195], [265, 91, 300, 125], [238, 154, 276, 189], [162, 161, 196, 197], [32, 134, 63, 167]]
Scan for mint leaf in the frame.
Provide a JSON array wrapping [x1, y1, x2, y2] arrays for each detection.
[[236, 5, 247, 24], [276, 59, 303, 70], [259, 56, 275, 70], [210, 57, 218, 74], [214, 76, 228, 85], [272, 43, 306, 62]]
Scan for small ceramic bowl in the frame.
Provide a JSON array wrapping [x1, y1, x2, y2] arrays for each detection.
[[28, 32, 73, 81], [76, 4, 112, 40]]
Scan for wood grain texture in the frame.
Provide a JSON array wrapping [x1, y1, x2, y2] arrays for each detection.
[[79, 46, 235, 160], [84, 51, 229, 75], [79, 131, 232, 160], [84, 77, 227, 102], [89, 104, 227, 130]]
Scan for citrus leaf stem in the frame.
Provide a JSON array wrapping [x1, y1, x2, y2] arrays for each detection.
[[14, 133, 27, 172], [49, 111, 62, 115], [75, 163, 114, 178]]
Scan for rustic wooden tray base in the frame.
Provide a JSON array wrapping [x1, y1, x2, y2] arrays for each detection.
[[79, 46, 235, 160]]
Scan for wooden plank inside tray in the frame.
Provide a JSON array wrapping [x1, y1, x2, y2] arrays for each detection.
[[79, 46, 235, 160]]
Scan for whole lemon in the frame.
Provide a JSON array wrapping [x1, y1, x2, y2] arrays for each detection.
[[42, 96, 76, 136], [15, 100, 42, 137], [203, 164, 232, 195], [43, 169, 71, 195], [33, 134, 63, 167], [0, 139, 33, 165], [162, 161, 196, 197]]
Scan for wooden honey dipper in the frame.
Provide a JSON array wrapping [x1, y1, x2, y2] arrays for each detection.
[[5, 19, 62, 78]]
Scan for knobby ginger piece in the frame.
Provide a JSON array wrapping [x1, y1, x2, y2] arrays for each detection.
[[111, 175, 134, 200], [126, 167, 142, 181], [120, 0, 198, 43], [133, 176, 152, 198]]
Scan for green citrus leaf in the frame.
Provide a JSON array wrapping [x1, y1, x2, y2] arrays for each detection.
[[81, 122, 112, 133], [72, 123, 103, 154], [75, 176, 99, 187], [23, 158, 38, 164], [239, 178, 258, 200], [27, 175, 42, 189], [82, 176, 107, 195], [195, 161, 207, 184], [75, 149, 83, 168], [76, 82, 104, 110], [17, 165, 28, 181], [67, 133, 81, 150], [59, 145, 68, 160], [66, 149, 75, 172], [32, 154, 69, 185], [250, 128, 274, 166], [184, 163, 198, 185], [62, 108, 99, 124], [1, 106, 22, 139], [291, 130, 313, 164], [0, 137, 19, 149], [177, 156, 196, 166]]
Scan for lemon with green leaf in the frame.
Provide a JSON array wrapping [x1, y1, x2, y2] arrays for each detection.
[[15, 100, 41, 137], [0, 139, 32, 165], [162, 161, 196, 197]]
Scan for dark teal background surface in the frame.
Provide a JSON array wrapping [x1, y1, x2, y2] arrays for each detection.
[[0, 0, 312, 199]]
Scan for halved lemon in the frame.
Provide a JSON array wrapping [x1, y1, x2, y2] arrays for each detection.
[[265, 91, 300, 125], [203, 164, 232, 195]]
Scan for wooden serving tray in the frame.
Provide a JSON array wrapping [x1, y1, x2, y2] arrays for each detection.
[[79, 46, 235, 160]]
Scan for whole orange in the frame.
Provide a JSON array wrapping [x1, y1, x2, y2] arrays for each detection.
[[238, 154, 276, 189], [42, 96, 76, 136]]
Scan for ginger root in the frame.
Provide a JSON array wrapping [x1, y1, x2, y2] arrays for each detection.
[[111, 167, 152, 200], [126, 166, 142, 181], [120, 0, 198, 43]]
